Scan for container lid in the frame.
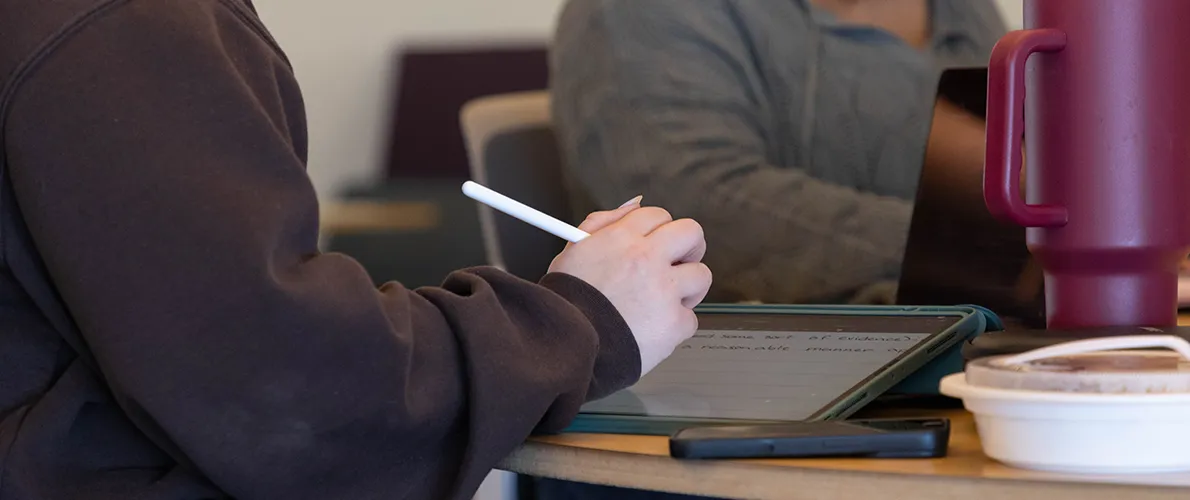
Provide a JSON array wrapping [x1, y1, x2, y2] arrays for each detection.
[[966, 335, 1190, 394]]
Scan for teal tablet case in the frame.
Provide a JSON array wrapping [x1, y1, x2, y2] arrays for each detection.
[[562, 304, 1001, 435], [892, 304, 1002, 394]]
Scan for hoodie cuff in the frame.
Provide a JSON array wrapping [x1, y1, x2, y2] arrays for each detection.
[[539, 272, 641, 400]]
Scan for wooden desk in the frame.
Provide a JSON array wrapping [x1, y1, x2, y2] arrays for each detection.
[[502, 409, 1190, 499], [319, 201, 440, 234], [498, 316, 1190, 499]]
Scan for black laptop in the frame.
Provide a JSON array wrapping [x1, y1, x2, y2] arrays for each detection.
[[894, 67, 1190, 357], [895, 67, 1046, 330]]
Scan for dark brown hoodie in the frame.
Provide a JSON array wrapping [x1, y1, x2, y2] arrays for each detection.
[[0, 1, 639, 498]]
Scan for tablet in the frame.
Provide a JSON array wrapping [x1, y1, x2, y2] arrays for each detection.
[[565, 305, 988, 435]]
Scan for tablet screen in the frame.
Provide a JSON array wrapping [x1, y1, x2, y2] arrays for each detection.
[[580, 314, 958, 421]]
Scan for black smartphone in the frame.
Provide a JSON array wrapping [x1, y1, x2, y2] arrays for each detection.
[[669, 418, 950, 460]]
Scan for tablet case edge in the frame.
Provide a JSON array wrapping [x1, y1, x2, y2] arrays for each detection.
[[558, 304, 1001, 436]]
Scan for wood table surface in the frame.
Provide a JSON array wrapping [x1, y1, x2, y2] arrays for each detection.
[[319, 200, 440, 234], [497, 315, 1190, 499]]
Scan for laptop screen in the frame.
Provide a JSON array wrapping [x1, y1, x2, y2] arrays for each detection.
[[895, 67, 1047, 328]]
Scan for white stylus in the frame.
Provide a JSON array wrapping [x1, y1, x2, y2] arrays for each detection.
[[462, 181, 591, 243]]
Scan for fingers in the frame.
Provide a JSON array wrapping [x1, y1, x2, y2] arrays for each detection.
[[673, 262, 713, 309], [647, 218, 706, 264], [565, 196, 643, 253], [612, 206, 674, 236], [576, 195, 643, 234]]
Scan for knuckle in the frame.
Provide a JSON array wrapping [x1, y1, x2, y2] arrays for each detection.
[[578, 212, 607, 230], [674, 218, 704, 238], [605, 223, 635, 241], [638, 206, 673, 223], [696, 263, 714, 286]]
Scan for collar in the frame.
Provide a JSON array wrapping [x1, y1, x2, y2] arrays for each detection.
[[929, 0, 979, 44], [791, 0, 973, 47]]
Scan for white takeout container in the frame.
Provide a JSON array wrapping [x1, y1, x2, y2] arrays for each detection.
[[940, 335, 1190, 474]]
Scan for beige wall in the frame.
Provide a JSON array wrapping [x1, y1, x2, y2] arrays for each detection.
[[996, 0, 1025, 29], [252, 0, 564, 200]]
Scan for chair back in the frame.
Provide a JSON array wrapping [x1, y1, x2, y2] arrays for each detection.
[[461, 91, 571, 280]]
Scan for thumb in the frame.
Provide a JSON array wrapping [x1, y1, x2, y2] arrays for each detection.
[[576, 195, 643, 234]]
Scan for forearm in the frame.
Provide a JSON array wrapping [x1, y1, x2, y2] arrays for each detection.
[[644, 163, 912, 304], [557, 99, 913, 304]]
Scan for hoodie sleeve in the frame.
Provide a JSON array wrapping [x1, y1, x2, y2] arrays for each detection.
[[3, 1, 639, 498]]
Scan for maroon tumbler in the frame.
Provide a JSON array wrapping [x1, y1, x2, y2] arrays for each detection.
[[985, 0, 1190, 329]]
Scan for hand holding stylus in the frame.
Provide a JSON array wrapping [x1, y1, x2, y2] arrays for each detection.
[[463, 181, 712, 375]]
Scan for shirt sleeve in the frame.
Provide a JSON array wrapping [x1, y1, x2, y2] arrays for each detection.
[[550, 0, 914, 304], [3, 2, 639, 499]]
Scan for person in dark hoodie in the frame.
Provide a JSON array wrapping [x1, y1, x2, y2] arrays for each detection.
[[0, 1, 712, 499]]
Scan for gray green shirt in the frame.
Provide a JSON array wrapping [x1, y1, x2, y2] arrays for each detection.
[[551, 0, 1006, 303]]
